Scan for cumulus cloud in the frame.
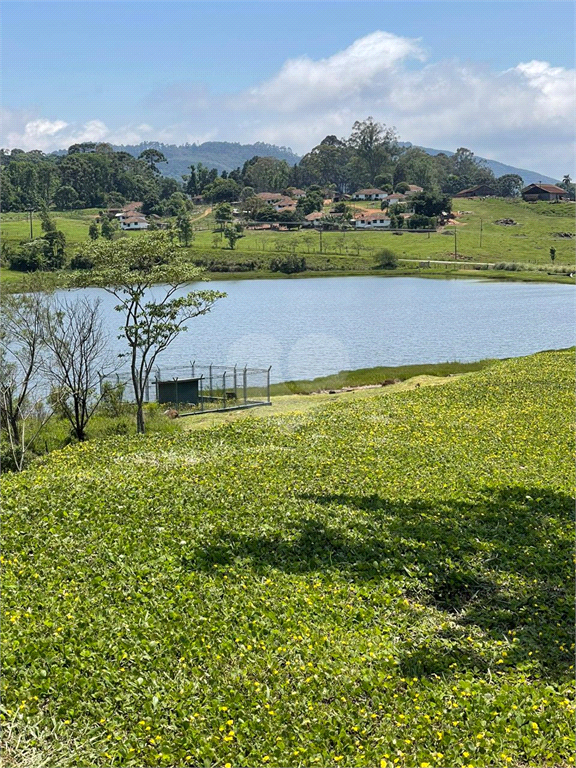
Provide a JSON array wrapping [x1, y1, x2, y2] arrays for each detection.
[[1, 31, 574, 177], [243, 31, 424, 112]]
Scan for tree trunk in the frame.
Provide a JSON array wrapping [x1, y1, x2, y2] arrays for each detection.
[[136, 399, 145, 434]]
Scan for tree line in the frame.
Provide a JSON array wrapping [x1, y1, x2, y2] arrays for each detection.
[[5, 118, 572, 216]]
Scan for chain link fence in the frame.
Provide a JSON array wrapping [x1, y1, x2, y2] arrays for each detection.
[[100, 362, 271, 417]]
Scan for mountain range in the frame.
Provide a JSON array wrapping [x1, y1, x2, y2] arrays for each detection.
[[107, 140, 558, 186]]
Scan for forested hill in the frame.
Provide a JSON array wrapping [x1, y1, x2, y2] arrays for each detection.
[[104, 140, 557, 185], [108, 141, 301, 178], [400, 143, 558, 186]]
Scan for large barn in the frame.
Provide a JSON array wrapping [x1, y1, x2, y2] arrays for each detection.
[[521, 183, 568, 202]]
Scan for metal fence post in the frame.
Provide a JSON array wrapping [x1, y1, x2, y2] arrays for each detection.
[[222, 372, 227, 408], [200, 375, 204, 412], [243, 366, 247, 405], [233, 365, 238, 400], [209, 364, 213, 400], [191, 360, 195, 378], [175, 378, 179, 411], [267, 366, 272, 404]]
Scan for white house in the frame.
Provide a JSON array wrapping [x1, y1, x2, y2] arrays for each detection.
[[353, 188, 387, 201], [354, 212, 391, 229], [120, 215, 149, 230], [272, 196, 297, 212]]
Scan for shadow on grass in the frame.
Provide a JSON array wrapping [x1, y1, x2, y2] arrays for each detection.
[[187, 486, 573, 679]]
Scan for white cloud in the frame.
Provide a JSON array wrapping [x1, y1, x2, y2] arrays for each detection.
[[244, 31, 424, 112], [1, 32, 574, 178]]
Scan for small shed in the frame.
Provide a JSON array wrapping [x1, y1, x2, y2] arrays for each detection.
[[156, 377, 200, 405]]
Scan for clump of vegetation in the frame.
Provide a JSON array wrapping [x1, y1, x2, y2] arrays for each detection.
[[375, 247, 398, 269], [270, 254, 307, 273], [1, 350, 574, 766]]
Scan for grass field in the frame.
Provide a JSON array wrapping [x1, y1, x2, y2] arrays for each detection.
[[2, 349, 574, 767], [1, 200, 574, 278]]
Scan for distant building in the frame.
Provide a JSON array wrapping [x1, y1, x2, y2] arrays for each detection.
[[257, 192, 284, 203], [521, 183, 568, 202], [405, 185, 424, 197], [453, 184, 497, 198], [353, 188, 387, 201], [354, 212, 391, 229], [304, 211, 324, 226], [384, 193, 407, 204], [272, 196, 297, 212], [120, 215, 149, 230]]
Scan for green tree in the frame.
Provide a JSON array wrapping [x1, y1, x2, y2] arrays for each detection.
[[176, 212, 194, 246], [88, 222, 100, 240], [101, 216, 116, 240], [203, 178, 241, 203], [496, 174, 523, 198], [53, 185, 81, 210], [74, 233, 225, 433], [550, 247, 556, 263], [348, 117, 400, 184], [215, 203, 233, 230], [224, 223, 244, 250], [138, 148, 168, 174]]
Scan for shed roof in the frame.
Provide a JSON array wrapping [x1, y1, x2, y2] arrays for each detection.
[[522, 183, 567, 195]]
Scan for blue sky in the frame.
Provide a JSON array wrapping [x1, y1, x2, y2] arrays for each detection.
[[1, 1, 574, 176]]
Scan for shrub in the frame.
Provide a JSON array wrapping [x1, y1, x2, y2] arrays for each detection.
[[270, 255, 307, 274], [375, 248, 398, 269]]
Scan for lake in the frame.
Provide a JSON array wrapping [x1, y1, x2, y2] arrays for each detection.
[[60, 277, 575, 383]]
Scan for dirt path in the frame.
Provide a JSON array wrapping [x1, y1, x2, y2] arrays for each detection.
[[191, 206, 212, 222]]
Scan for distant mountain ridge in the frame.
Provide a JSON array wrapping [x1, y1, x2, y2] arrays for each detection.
[[399, 142, 558, 185], [108, 141, 301, 179]]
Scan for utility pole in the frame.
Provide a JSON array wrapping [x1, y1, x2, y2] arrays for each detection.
[[454, 229, 457, 260], [29, 207, 34, 240], [479, 218, 483, 248], [319, 227, 323, 254]]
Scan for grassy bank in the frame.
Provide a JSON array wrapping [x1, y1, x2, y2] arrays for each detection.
[[2, 350, 574, 767], [270, 359, 496, 395], [1, 199, 574, 289]]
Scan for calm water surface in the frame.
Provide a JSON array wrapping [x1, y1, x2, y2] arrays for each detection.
[[62, 277, 575, 383]]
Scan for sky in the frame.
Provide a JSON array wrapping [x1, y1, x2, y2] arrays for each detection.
[[1, 0, 575, 177]]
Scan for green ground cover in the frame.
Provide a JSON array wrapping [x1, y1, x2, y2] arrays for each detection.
[[2, 350, 574, 767]]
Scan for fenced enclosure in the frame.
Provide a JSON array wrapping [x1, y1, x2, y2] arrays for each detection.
[[100, 362, 272, 417]]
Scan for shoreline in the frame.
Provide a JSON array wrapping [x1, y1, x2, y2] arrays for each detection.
[[3, 265, 572, 291]]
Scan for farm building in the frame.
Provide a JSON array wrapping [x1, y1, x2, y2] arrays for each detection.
[[354, 212, 391, 229], [120, 215, 149, 230], [272, 196, 297, 212], [257, 192, 284, 203], [521, 183, 568, 201], [454, 184, 498, 198], [353, 188, 387, 201], [405, 185, 424, 196]]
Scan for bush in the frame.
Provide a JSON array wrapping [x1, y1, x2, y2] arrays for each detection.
[[375, 248, 398, 269], [270, 255, 307, 274], [408, 214, 437, 230]]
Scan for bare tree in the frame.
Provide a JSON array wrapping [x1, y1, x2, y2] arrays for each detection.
[[0, 289, 53, 471], [42, 296, 111, 441]]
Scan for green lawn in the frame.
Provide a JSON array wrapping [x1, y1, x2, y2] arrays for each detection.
[[0, 209, 100, 247], [2, 350, 574, 767]]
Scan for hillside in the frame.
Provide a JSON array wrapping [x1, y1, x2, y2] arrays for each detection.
[[104, 141, 301, 178], [400, 143, 559, 185], [2, 350, 574, 767]]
